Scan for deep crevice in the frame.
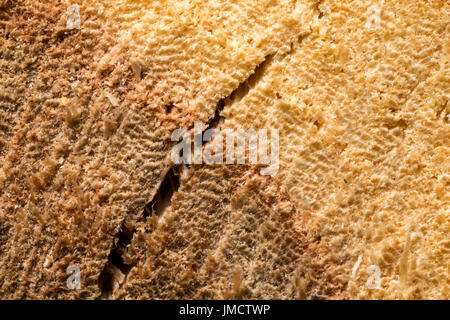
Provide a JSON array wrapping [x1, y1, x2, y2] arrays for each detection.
[[97, 53, 275, 298], [98, 166, 182, 299], [143, 166, 181, 218], [192, 54, 275, 166], [225, 54, 274, 110], [98, 226, 134, 299]]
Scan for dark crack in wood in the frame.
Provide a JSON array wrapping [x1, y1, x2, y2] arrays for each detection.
[[97, 53, 276, 298]]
